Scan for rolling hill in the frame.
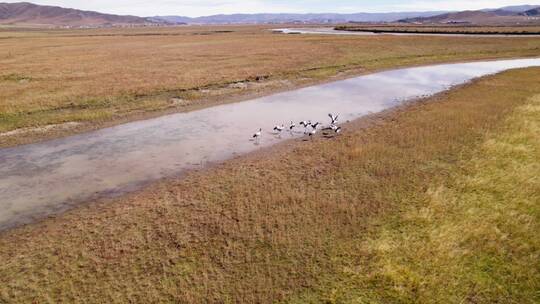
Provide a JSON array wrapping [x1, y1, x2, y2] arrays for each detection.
[[401, 6, 540, 24], [0, 2, 157, 27], [522, 7, 540, 16], [493, 4, 540, 12]]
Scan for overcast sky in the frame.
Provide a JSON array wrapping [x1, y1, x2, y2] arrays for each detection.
[[4, 0, 538, 17]]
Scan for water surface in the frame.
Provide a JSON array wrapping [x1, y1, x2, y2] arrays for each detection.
[[274, 27, 540, 37], [1, 58, 540, 230]]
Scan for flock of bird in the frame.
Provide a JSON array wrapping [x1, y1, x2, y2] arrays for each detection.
[[252, 113, 341, 142]]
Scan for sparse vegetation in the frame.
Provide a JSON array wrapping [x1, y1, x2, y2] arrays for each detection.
[[0, 73, 32, 82], [1, 25, 540, 146], [1, 68, 538, 303]]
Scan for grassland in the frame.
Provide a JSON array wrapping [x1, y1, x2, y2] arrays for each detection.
[[336, 25, 540, 35], [1, 67, 538, 303], [2, 25, 540, 146], [339, 94, 540, 303]]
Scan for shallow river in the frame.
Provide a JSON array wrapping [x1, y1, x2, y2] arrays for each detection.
[[1, 58, 540, 230], [274, 27, 540, 37]]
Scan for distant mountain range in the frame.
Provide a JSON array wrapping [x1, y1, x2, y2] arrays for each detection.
[[1, 2, 539, 27], [400, 5, 540, 24], [150, 12, 450, 25], [150, 4, 540, 25], [487, 4, 540, 12]]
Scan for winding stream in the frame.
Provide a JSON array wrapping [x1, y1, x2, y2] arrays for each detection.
[[1, 58, 540, 230]]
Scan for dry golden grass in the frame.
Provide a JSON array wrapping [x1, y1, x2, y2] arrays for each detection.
[[0, 68, 538, 303], [1, 25, 540, 146]]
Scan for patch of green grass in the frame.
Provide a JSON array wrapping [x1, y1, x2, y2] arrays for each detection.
[[0, 73, 32, 82]]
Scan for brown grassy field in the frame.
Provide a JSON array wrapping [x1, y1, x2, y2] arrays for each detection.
[[1, 68, 538, 303], [1, 25, 540, 146]]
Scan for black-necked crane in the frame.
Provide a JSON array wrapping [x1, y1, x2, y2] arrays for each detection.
[[323, 124, 342, 137], [289, 121, 296, 131], [252, 128, 262, 140], [299, 120, 310, 128], [273, 125, 285, 133], [328, 113, 339, 125], [310, 122, 321, 130], [329, 124, 339, 131]]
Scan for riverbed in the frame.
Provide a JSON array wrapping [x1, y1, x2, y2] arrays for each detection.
[[273, 27, 540, 37], [1, 58, 539, 230]]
